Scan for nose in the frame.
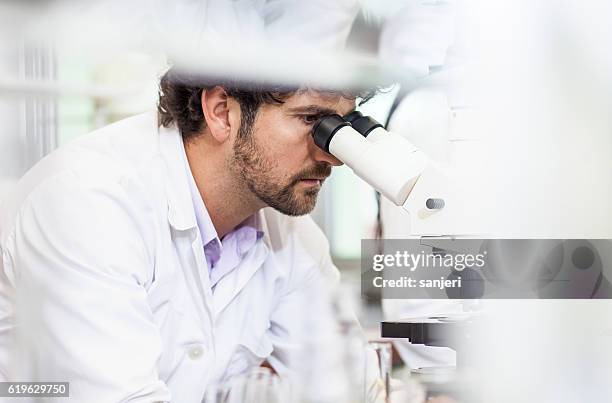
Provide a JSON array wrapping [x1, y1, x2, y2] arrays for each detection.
[[312, 144, 343, 166]]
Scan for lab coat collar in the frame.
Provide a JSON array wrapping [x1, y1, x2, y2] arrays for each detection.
[[158, 122, 274, 245], [253, 208, 272, 251], [158, 123, 198, 231]]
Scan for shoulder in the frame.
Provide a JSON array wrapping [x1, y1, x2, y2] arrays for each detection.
[[1, 169, 156, 287], [0, 112, 162, 246]]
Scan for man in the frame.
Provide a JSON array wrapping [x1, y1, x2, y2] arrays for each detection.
[[0, 70, 372, 402]]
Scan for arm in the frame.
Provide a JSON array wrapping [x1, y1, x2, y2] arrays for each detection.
[[263, 216, 350, 400], [264, 216, 391, 402], [8, 173, 170, 403]]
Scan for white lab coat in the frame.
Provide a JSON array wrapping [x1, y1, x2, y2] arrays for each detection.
[[379, 0, 457, 78], [84, 0, 358, 52], [0, 112, 341, 402]]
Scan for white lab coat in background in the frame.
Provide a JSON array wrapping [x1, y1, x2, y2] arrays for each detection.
[[0, 112, 342, 403], [84, 0, 358, 52], [379, 0, 457, 77], [262, 0, 359, 50]]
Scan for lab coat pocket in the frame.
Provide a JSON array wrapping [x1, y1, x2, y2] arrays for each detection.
[[224, 333, 274, 378]]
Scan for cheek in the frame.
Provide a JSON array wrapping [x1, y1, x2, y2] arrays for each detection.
[[256, 121, 312, 171]]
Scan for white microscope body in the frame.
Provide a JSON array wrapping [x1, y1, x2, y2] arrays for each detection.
[[313, 110, 479, 237]]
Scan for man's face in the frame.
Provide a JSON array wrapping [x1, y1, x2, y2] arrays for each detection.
[[229, 90, 355, 216]]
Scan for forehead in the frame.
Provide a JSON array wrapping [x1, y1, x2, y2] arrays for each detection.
[[280, 89, 356, 115]]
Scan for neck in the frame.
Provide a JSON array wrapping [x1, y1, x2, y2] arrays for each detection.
[[184, 136, 263, 239]]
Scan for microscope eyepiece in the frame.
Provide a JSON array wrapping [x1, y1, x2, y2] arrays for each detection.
[[344, 110, 364, 123], [312, 110, 429, 206], [312, 114, 350, 152], [343, 111, 383, 137]]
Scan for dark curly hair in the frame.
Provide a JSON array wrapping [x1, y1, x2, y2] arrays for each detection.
[[157, 68, 378, 140]]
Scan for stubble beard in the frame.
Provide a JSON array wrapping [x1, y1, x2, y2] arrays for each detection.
[[230, 125, 330, 216]]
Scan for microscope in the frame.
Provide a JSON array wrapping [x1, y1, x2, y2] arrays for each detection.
[[312, 111, 481, 401], [312, 112, 612, 401], [312, 111, 475, 237]]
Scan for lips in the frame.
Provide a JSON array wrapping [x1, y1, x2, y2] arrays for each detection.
[[299, 178, 325, 187], [293, 163, 332, 187]]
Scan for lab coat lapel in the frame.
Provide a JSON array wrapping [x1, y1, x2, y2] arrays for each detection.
[[212, 239, 269, 317], [171, 229, 213, 321], [158, 124, 215, 324]]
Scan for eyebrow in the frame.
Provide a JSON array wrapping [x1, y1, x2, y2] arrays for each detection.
[[287, 105, 355, 116]]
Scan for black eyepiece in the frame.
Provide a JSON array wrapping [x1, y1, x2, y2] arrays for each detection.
[[312, 114, 351, 152], [344, 110, 364, 124], [343, 112, 383, 138]]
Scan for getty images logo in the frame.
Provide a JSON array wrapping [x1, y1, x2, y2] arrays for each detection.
[[371, 250, 487, 272]]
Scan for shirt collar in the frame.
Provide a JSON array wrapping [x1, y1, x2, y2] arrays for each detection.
[[233, 215, 265, 256]]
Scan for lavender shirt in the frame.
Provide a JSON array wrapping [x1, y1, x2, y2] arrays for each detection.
[[180, 142, 263, 289]]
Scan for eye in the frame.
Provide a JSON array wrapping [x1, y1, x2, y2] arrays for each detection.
[[300, 114, 321, 125]]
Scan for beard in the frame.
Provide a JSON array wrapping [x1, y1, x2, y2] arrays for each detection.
[[230, 123, 331, 216]]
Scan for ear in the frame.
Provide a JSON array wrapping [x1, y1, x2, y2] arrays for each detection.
[[201, 86, 233, 143]]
